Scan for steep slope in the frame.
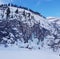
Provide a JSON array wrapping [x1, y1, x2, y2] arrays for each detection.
[[0, 4, 60, 53], [47, 17, 60, 51], [47, 17, 60, 35]]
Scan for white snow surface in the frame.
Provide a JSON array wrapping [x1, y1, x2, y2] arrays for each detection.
[[0, 47, 60, 59], [47, 17, 60, 23]]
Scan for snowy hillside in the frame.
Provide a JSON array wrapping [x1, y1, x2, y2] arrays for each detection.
[[0, 4, 60, 56]]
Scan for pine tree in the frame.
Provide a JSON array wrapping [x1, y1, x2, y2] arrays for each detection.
[[23, 10, 25, 16], [15, 8, 18, 14], [6, 7, 10, 18], [8, 3, 10, 6]]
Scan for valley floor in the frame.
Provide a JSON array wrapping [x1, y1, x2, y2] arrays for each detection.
[[0, 47, 60, 59]]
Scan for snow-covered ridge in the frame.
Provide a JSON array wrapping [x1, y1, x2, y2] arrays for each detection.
[[47, 17, 60, 22], [47, 17, 60, 25], [0, 4, 52, 30]]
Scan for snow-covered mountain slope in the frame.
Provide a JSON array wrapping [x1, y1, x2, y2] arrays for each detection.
[[47, 17, 60, 23], [47, 17, 60, 34], [47, 17, 60, 52], [0, 5, 51, 30], [0, 4, 60, 54]]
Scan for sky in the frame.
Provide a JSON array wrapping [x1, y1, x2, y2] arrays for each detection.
[[0, 0, 60, 17]]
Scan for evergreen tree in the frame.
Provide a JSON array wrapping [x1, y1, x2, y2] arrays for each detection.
[[6, 7, 10, 18], [23, 10, 25, 16], [15, 8, 18, 14], [8, 3, 10, 6]]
